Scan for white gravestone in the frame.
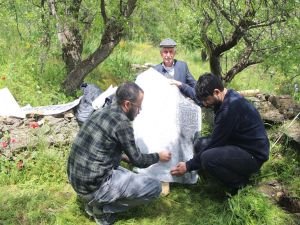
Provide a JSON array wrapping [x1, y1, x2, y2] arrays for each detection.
[[133, 68, 201, 184]]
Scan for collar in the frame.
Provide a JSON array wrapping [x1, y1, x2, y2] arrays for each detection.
[[162, 59, 177, 71]]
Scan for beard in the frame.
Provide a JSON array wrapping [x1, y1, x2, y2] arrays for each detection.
[[203, 98, 222, 111], [126, 107, 137, 121], [213, 99, 222, 111]]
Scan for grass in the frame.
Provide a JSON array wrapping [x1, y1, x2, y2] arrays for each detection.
[[0, 136, 298, 225]]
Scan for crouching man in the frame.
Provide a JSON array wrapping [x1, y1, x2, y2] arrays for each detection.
[[171, 73, 269, 194], [67, 82, 171, 225]]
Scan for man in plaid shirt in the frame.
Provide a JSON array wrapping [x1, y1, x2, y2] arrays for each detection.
[[67, 82, 171, 225]]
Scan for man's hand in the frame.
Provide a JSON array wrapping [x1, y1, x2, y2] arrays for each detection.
[[170, 162, 187, 176], [121, 154, 130, 163], [158, 150, 172, 162], [169, 79, 182, 87]]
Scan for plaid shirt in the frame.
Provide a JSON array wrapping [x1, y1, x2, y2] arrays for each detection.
[[67, 103, 159, 195]]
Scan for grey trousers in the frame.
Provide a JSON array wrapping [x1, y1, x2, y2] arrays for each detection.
[[83, 166, 162, 214]]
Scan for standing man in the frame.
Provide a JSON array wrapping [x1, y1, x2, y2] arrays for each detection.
[[67, 82, 171, 225], [154, 38, 198, 102], [171, 73, 269, 194]]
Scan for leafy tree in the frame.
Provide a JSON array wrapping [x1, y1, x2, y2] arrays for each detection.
[[44, 0, 138, 93], [181, 0, 299, 83], [127, 0, 183, 45], [263, 16, 300, 83], [1, 0, 138, 94]]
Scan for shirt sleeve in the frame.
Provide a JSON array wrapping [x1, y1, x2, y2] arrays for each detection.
[[178, 63, 200, 104], [115, 120, 159, 168]]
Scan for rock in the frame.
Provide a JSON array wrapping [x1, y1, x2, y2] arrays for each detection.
[[131, 63, 155, 73], [268, 95, 300, 119], [257, 180, 300, 214], [247, 96, 284, 123], [282, 120, 300, 145], [0, 111, 79, 158]]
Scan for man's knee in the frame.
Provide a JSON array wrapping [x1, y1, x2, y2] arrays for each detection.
[[142, 177, 161, 198], [152, 179, 162, 198], [200, 150, 217, 171]]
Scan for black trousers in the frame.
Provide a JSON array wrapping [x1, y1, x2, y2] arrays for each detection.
[[194, 137, 262, 189]]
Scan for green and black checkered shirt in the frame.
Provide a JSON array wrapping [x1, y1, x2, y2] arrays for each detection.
[[67, 103, 159, 195]]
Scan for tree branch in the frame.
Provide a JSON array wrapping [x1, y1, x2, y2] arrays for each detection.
[[11, 0, 23, 40], [211, 2, 225, 44], [63, 0, 138, 93], [201, 10, 215, 55], [248, 18, 287, 29], [120, 0, 123, 15], [121, 0, 137, 17], [214, 23, 245, 56], [211, 0, 257, 56], [224, 45, 262, 82], [69, 0, 82, 19], [211, 0, 237, 26], [100, 0, 107, 24]]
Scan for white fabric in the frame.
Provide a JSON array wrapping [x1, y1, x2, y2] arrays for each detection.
[[133, 68, 201, 183], [0, 87, 25, 118], [22, 97, 81, 116], [92, 85, 117, 110]]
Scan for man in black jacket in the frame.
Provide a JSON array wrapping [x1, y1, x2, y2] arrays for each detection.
[[171, 73, 269, 193]]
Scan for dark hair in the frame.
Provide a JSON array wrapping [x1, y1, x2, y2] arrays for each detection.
[[115, 82, 144, 104], [195, 73, 224, 100]]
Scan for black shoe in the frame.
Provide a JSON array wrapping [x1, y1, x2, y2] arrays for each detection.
[[84, 204, 94, 217], [94, 213, 116, 225]]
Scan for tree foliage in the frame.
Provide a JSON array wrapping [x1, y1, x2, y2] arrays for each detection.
[[1, 0, 299, 95], [180, 0, 300, 83], [127, 0, 184, 45]]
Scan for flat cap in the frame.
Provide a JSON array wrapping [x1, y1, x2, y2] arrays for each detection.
[[159, 38, 177, 47]]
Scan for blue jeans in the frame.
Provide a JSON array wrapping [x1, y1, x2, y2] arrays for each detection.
[[82, 166, 161, 214], [194, 137, 261, 189]]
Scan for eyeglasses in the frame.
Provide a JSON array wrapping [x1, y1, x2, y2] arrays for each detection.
[[129, 101, 142, 111]]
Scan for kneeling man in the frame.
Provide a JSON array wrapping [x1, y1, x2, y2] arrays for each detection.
[[67, 82, 171, 225], [171, 73, 269, 194]]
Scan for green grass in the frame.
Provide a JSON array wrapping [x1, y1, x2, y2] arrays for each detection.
[[0, 139, 298, 225]]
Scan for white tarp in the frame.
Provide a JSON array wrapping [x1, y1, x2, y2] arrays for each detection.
[[133, 68, 201, 184], [22, 97, 82, 116], [92, 85, 117, 110], [1, 84, 117, 118], [0, 87, 25, 118], [23, 84, 117, 116], [0, 87, 82, 117]]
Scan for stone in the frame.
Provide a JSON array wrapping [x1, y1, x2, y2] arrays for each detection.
[[133, 68, 201, 184]]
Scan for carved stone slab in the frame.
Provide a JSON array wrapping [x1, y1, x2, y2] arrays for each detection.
[[133, 68, 201, 183]]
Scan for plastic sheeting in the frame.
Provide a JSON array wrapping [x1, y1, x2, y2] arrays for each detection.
[[133, 68, 201, 184]]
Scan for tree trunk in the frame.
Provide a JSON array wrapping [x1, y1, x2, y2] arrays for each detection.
[[209, 54, 222, 78], [48, 0, 83, 73], [61, 0, 138, 93], [61, 27, 83, 73], [62, 20, 124, 93], [62, 39, 121, 93]]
